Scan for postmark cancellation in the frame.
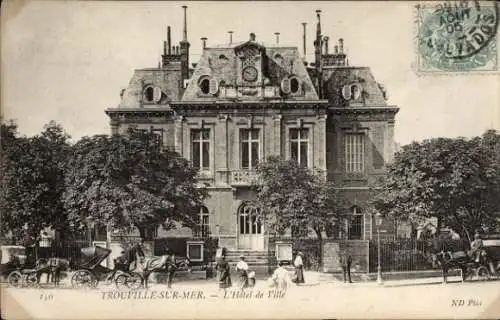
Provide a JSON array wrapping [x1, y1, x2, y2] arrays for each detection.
[[415, 0, 499, 74]]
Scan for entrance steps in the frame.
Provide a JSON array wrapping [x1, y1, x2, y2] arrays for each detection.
[[225, 250, 271, 266]]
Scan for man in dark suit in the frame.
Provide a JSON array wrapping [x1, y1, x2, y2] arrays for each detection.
[[339, 250, 353, 283]]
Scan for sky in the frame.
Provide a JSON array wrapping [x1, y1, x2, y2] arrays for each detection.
[[1, 1, 499, 146]]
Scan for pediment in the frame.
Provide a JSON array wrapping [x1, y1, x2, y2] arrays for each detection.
[[234, 41, 265, 54]]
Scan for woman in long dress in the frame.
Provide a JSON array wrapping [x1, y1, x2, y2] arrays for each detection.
[[294, 252, 305, 285], [217, 256, 232, 289], [271, 261, 292, 289], [235, 255, 249, 289]]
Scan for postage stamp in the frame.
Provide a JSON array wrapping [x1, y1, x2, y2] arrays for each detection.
[[415, 0, 499, 74]]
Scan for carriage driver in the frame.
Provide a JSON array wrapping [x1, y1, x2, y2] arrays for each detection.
[[470, 233, 484, 262]]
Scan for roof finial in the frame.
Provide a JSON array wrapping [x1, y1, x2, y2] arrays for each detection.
[[249, 33, 256, 41], [201, 37, 207, 49], [274, 32, 280, 45], [228, 31, 233, 44], [323, 36, 329, 55]]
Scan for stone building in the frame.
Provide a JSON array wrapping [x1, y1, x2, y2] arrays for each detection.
[[105, 7, 399, 258]]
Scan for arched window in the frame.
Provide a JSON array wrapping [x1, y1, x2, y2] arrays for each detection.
[[238, 203, 262, 235], [194, 206, 210, 238], [348, 206, 364, 240]]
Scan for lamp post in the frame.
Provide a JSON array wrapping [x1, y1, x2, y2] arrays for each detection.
[[375, 212, 384, 285]]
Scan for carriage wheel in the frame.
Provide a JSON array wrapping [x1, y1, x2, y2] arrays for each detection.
[[115, 272, 143, 291], [25, 273, 38, 288], [71, 270, 97, 289], [475, 266, 491, 281], [7, 271, 23, 288], [115, 274, 129, 290], [127, 272, 144, 290]]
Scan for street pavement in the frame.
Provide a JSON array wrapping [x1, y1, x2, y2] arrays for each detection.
[[2, 271, 500, 319]]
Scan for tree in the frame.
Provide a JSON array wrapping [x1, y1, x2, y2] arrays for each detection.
[[64, 128, 208, 239], [0, 121, 71, 243], [372, 131, 500, 240], [252, 156, 346, 264]]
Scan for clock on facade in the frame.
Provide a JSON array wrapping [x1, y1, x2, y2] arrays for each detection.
[[242, 66, 258, 82]]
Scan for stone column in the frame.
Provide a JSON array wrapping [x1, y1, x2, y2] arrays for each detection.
[[386, 120, 395, 164], [316, 114, 327, 170], [216, 114, 229, 185], [110, 120, 119, 136], [174, 115, 184, 154], [273, 114, 282, 157]]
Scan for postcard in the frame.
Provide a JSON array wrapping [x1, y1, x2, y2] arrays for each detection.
[[1, 1, 499, 319]]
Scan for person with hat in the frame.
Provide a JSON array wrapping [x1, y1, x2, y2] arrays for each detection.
[[293, 252, 305, 285], [271, 260, 292, 289], [216, 253, 232, 289], [235, 255, 249, 289], [470, 233, 484, 262]]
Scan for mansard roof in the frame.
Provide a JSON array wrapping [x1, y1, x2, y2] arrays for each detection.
[[182, 41, 319, 102], [323, 66, 389, 107], [117, 65, 182, 108]]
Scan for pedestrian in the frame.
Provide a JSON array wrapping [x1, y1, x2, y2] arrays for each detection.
[[270, 261, 292, 290], [293, 251, 305, 285], [339, 249, 352, 283], [235, 255, 249, 289], [165, 248, 176, 289], [217, 255, 232, 289], [38, 230, 53, 260]]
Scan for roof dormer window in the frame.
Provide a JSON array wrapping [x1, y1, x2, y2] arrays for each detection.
[[144, 86, 155, 102], [199, 76, 210, 94], [290, 77, 300, 94]]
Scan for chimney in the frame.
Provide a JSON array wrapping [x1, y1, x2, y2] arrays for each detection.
[[180, 6, 190, 94], [249, 33, 256, 41], [334, 44, 339, 54], [274, 32, 280, 45], [339, 38, 344, 54], [182, 5, 188, 42], [228, 31, 233, 44], [163, 41, 167, 55], [167, 26, 172, 54], [302, 22, 307, 60], [201, 37, 207, 49], [314, 9, 323, 98], [323, 36, 329, 54]]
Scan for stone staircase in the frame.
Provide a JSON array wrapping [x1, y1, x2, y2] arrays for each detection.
[[225, 250, 270, 265], [225, 250, 274, 278]]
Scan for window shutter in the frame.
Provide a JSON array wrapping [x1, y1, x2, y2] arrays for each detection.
[[342, 84, 351, 100], [209, 78, 219, 95], [153, 87, 162, 103], [281, 78, 291, 94]]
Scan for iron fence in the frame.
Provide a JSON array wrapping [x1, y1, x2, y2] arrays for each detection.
[[368, 237, 472, 273]]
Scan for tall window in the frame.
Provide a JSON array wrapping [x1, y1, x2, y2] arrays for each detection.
[[344, 133, 365, 172], [151, 128, 164, 148], [194, 206, 210, 238], [191, 129, 210, 170], [240, 129, 259, 169], [348, 207, 364, 240], [290, 128, 309, 168], [238, 204, 262, 235]]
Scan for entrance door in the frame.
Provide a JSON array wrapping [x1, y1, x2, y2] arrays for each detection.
[[238, 204, 264, 250]]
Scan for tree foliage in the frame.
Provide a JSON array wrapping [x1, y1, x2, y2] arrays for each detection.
[[372, 130, 500, 240], [64, 128, 207, 239], [252, 156, 346, 240], [0, 121, 71, 242]]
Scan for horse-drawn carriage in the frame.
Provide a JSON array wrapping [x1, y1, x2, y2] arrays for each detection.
[[0, 245, 37, 287], [432, 236, 500, 283], [71, 246, 143, 290]]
